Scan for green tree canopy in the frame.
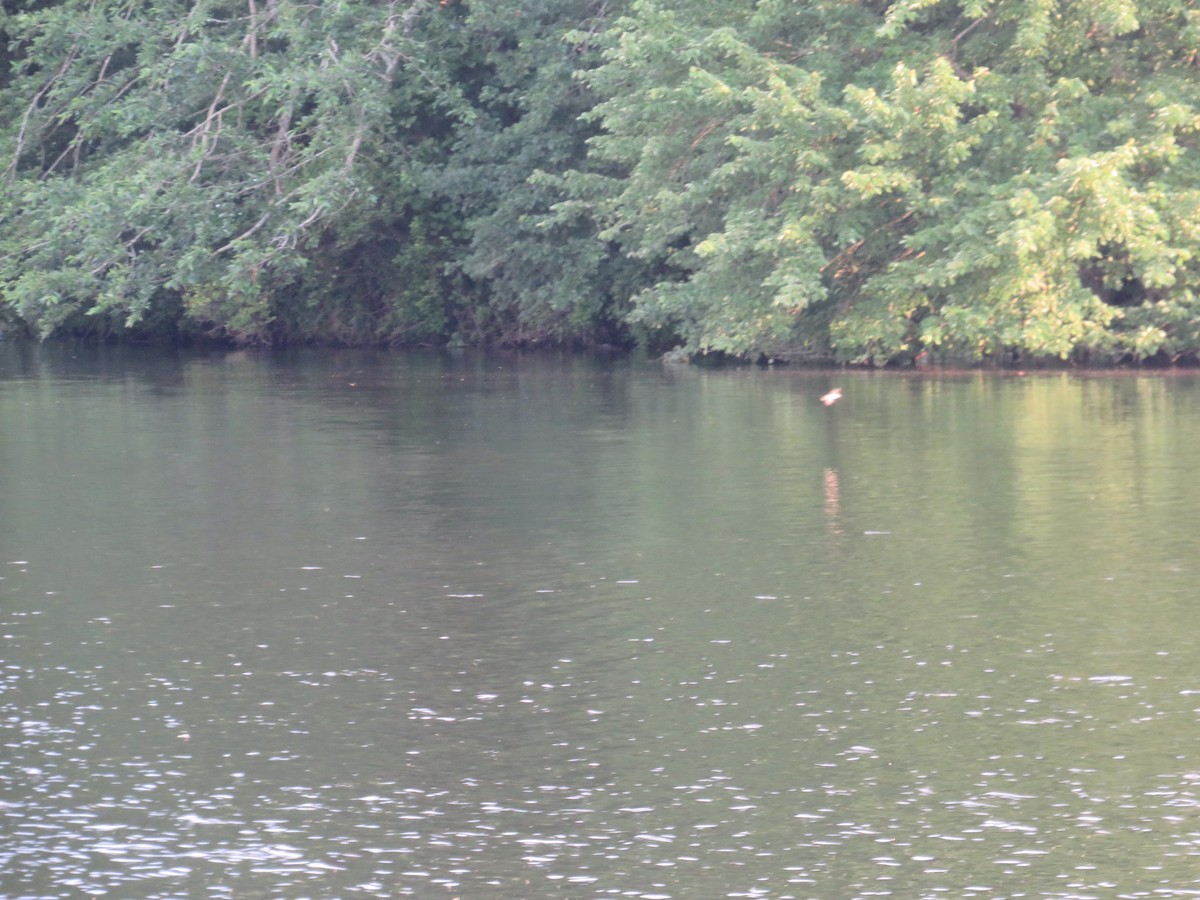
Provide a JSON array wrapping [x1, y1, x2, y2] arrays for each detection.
[[3, 0, 1200, 362], [0, 0, 622, 344], [573, 0, 1200, 363], [2, 0, 450, 339]]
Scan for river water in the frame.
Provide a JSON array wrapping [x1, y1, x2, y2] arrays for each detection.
[[2, 344, 1200, 899]]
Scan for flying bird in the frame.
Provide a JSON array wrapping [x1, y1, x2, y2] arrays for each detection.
[[820, 388, 842, 406]]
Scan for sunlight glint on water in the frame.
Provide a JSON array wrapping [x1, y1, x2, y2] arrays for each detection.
[[2, 346, 1200, 897]]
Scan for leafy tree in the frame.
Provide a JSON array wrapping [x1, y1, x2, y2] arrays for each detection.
[[1, 0, 445, 340], [576, 0, 1200, 363], [417, 0, 636, 347], [5, 0, 1200, 363], [0, 0, 631, 346]]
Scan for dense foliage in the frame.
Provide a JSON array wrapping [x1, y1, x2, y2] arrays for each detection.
[[0, 0, 617, 345], [3, 0, 1200, 363]]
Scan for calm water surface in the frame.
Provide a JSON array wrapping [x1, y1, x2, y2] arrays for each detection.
[[2, 345, 1200, 899]]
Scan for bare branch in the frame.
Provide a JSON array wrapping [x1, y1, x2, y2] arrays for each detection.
[[246, 0, 259, 58], [344, 123, 365, 169], [949, 13, 990, 77], [213, 212, 273, 255], [191, 72, 234, 182], [6, 48, 80, 181], [269, 101, 295, 195]]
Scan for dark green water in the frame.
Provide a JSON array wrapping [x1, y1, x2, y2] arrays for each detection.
[[3, 344, 1200, 899]]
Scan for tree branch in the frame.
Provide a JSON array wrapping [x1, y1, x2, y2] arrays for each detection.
[[191, 72, 233, 182], [5, 48, 80, 181], [213, 212, 273, 255]]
